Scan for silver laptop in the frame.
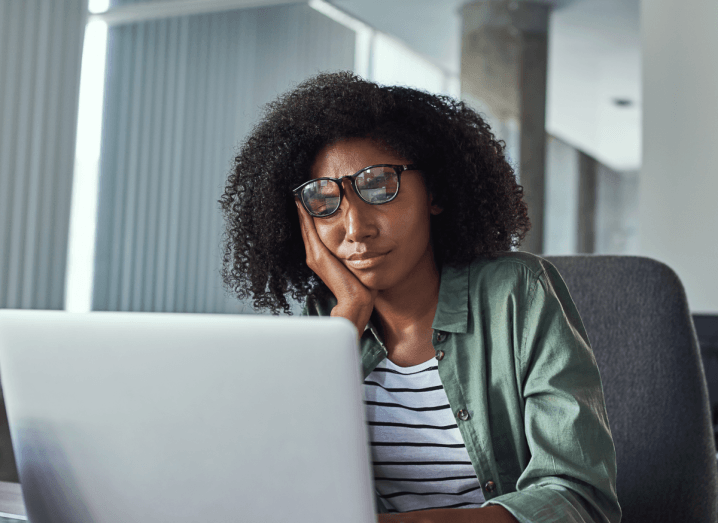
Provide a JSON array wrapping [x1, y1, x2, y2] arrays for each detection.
[[0, 311, 376, 523]]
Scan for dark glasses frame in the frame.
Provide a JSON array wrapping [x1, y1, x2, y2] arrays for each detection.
[[292, 164, 419, 217]]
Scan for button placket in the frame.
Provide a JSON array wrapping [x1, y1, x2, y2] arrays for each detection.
[[434, 330, 448, 361], [431, 330, 496, 497]]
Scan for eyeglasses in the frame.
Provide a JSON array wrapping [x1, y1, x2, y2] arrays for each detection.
[[293, 164, 419, 217]]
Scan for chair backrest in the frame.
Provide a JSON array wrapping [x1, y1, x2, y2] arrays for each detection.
[[544, 255, 717, 523]]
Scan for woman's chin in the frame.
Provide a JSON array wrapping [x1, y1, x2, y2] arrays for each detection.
[[351, 270, 391, 292]]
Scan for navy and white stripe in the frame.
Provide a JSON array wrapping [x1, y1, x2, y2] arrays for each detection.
[[364, 357, 486, 513]]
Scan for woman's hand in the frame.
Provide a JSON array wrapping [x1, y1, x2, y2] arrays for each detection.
[[378, 506, 519, 523], [296, 200, 378, 337]]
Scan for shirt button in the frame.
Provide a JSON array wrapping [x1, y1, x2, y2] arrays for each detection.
[[436, 350, 445, 361], [484, 480, 496, 493], [436, 331, 448, 343], [457, 409, 470, 421]]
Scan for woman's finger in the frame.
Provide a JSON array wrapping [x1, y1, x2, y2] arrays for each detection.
[[295, 199, 364, 292], [295, 199, 325, 261], [295, 198, 376, 334]]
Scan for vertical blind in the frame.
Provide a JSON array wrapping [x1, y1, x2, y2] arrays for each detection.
[[0, 0, 87, 309], [92, 3, 355, 313]]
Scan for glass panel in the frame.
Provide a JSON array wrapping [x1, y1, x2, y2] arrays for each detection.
[[357, 167, 397, 203], [302, 180, 340, 215]]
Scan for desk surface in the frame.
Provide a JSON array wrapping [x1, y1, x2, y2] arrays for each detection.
[[0, 516, 24, 522], [0, 482, 25, 521]]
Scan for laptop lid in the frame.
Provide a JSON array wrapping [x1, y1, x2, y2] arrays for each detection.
[[0, 311, 376, 523]]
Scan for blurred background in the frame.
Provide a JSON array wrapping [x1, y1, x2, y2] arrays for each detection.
[[0, 0, 717, 472]]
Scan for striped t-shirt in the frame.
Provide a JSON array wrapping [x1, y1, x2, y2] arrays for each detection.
[[363, 356, 486, 513]]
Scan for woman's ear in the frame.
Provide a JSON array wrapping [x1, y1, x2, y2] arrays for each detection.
[[429, 193, 443, 215]]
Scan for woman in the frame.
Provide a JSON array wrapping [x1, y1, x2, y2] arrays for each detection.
[[220, 72, 620, 523]]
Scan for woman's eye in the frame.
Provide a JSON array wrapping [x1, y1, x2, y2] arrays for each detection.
[[308, 196, 340, 215], [365, 176, 387, 188]]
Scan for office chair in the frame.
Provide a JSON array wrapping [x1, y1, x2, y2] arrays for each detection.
[[544, 255, 718, 523]]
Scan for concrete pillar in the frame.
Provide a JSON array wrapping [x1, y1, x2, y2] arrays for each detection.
[[577, 151, 597, 253], [460, 0, 551, 254]]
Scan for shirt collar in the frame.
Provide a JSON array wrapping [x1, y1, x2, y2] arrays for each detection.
[[431, 263, 470, 334], [362, 262, 470, 336]]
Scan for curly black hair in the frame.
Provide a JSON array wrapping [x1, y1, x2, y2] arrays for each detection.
[[220, 71, 530, 314]]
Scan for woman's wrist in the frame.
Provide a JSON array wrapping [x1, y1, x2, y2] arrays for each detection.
[[377, 506, 518, 523], [330, 301, 374, 339]]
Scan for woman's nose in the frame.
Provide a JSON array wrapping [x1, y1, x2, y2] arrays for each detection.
[[340, 179, 378, 242]]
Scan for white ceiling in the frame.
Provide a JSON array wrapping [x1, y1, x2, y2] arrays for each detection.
[[330, 0, 464, 75], [547, 0, 641, 170], [329, 0, 642, 171]]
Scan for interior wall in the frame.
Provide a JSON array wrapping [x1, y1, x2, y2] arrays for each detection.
[[640, 0, 718, 313], [595, 166, 639, 255], [91, 3, 355, 313], [0, 0, 88, 310], [544, 134, 579, 255]]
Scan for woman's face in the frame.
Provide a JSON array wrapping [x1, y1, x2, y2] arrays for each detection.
[[309, 138, 442, 291]]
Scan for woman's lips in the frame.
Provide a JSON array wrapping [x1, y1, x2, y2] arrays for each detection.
[[344, 252, 389, 269]]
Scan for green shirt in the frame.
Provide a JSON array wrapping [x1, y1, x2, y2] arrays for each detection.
[[302, 252, 621, 523]]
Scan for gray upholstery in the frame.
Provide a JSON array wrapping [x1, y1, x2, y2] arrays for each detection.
[[544, 255, 718, 523]]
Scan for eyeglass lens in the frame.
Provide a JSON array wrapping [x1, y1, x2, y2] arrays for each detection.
[[301, 166, 399, 216]]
